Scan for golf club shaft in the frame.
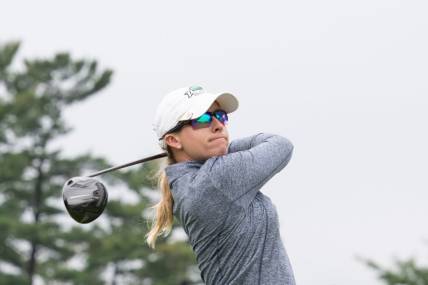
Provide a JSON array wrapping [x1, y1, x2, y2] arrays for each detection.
[[88, 152, 168, 177]]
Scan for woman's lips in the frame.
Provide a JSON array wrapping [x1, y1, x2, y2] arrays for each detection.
[[210, 137, 227, 142]]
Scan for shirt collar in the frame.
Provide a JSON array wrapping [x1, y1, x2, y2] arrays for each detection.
[[164, 159, 206, 184]]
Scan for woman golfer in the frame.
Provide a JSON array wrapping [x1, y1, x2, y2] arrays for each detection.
[[148, 86, 296, 285]]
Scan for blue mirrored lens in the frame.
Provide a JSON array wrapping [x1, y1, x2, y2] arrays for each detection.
[[215, 110, 228, 124], [196, 113, 212, 123], [191, 109, 228, 129]]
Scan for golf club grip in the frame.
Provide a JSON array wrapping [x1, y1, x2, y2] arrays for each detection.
[[87, 152, 168, 177]]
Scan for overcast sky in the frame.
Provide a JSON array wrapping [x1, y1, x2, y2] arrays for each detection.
[[2, 0, 428, 284]]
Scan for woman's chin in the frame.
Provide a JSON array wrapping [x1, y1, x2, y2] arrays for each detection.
[[206, 140, 228, 156], [213, 146, 228, 156]]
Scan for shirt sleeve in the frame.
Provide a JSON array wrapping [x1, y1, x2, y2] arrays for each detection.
[[227, 134, 256, 153], [206, 133, 294, 208]]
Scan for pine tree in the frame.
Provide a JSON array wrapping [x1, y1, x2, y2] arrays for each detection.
[[0, 41, 202, 285], [358, 247, 428, 285]]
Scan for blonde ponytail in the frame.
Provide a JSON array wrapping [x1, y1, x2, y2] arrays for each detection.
[[146, 147, 177, 249]]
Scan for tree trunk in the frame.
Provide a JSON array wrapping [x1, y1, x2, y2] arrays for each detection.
[[111, 263, 117, 285], [27, 157, 45, 285]]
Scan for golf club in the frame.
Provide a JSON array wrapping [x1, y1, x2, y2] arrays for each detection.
[[63, 152, 168, 224]]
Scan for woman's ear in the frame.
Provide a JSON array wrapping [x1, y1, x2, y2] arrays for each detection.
[[165, 134, 182, 150]]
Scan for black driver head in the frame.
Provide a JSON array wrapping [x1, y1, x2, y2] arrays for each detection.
[[62, 176, 108, 224]]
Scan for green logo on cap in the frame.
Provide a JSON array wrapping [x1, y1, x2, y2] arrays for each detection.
[[190, 86, 203, 92], [184, 86, 203, 98]]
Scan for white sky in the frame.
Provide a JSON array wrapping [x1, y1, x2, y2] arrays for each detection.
[[2, 0, 428, 284]]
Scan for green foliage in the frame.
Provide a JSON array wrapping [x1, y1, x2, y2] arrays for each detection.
[[0, 41, 201, 285], [359, 250, 428, 285]]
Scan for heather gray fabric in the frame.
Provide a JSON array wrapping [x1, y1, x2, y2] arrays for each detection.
[[164, 133, 296, 285]]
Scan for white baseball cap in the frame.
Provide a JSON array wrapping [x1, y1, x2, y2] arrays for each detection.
[[152, 85, 239, 150]]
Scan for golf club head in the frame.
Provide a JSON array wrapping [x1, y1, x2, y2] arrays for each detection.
[[62, 176, 108, 224]]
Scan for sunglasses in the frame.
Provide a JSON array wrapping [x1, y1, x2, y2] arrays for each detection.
[[160, 109, 229, 140]]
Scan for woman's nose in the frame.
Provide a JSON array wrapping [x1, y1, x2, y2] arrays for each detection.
[[211, 117, 224, 132]]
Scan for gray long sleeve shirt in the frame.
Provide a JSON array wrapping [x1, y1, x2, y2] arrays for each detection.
[[164, 133, 296, 285]]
